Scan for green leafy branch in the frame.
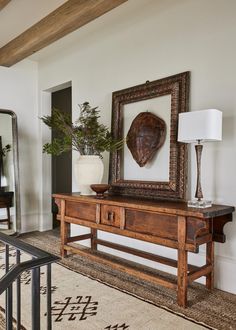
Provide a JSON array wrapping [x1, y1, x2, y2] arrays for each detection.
[[40, 102, 124, 157], [0, 144, 11, 157]]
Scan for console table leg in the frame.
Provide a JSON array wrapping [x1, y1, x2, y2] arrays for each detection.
[[61, 221, 69, 257], [7, 207, 10, 229], [91, 228, 97, 251], [177, 248, 188, 307], [177, 216, 187, 308], [60, 200, 68, 258], [206, 241, 214, 290]]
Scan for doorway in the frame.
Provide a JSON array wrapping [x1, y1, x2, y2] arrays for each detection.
[[51, 87, 72, 228]]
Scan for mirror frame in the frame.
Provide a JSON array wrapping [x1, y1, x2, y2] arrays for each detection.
[[0, 109, 21, 233], [109, 72, 189, 201]]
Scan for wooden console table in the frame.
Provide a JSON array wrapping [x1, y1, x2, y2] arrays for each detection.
[[53, 193, 234, 307]]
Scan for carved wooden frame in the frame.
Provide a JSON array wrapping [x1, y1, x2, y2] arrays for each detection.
[[109, 71, 190, 200]]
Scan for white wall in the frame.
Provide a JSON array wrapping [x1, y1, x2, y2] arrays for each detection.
[[37, 0, 236, 293], [0, 60, 39, 232]]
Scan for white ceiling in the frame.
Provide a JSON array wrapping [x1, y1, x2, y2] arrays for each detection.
[[0, 0, 67, 48]]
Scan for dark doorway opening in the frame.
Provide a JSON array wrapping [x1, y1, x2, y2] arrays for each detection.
[[51, 86, 72, 228]]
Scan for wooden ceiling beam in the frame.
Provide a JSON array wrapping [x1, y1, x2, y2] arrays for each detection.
[[0, 0, 11, 11], [0, 0, 128, 67]]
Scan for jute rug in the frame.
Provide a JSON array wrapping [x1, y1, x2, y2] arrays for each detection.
[[0, 241, 205, 330], [1, 230, 236, 329], [2, 246, 204, 330]]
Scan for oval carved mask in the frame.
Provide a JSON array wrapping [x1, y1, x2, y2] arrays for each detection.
[[127, 112, 166, 167]]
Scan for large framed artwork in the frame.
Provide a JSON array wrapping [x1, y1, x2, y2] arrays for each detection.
[[109, 71, 190, 200]]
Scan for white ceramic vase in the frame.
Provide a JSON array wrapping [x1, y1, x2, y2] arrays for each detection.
[[75, 155, 104, 195]]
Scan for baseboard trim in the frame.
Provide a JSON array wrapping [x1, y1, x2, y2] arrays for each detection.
[[38, 212, 52, 232], [214, 255, 236, 293], [20, 212, 39, 233]]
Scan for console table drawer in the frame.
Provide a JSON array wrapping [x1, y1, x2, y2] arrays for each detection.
[[125, 209, 178, 240], [101, 205, 123, 228], [65, 201, 96, 222]]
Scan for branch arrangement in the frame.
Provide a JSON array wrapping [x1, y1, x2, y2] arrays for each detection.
[[41, 102, 124, 157]]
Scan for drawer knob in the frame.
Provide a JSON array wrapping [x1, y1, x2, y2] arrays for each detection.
[[107, 211, 114, 221]]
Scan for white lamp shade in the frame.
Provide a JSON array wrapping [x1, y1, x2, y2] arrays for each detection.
[[178, 109, 222, 143]]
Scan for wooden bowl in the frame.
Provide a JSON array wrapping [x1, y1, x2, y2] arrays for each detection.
[[90, 184, 110, 198]]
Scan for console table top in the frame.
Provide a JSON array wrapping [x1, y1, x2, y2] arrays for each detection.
[[53, 193, 234, 219]]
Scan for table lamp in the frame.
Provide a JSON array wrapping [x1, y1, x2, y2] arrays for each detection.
[[178, 109, 222, 208]]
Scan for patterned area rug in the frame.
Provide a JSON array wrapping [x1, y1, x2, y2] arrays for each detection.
[[0, 242, 205, 330], [1, 230, 236, 329]]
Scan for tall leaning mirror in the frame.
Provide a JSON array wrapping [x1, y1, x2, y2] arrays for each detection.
[[0, 109, 21, 235]]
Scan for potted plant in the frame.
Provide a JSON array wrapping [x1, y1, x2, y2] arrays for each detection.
[[41, 102, 123, 195]]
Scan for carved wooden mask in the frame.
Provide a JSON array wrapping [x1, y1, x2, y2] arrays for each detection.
[[127, 112, 166, 167]]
